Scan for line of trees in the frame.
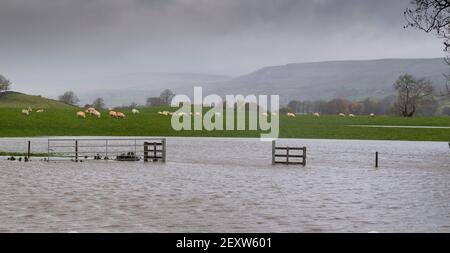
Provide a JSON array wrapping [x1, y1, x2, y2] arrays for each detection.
[[57, 89, 177, 108], [285, 96, 397, 116], [285, 74, 440, 117]]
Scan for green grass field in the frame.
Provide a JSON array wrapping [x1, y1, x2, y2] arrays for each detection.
[[0, 107, 449, 141]]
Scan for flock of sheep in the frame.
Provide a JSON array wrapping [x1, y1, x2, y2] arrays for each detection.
[[21, 106, 376, 119], [76, 107, 140, 119], [21, 107, 44, 115], [286, 112, 375, 118]]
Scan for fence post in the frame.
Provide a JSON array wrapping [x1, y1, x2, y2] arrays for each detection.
[[162, 138, 166, 163], [75, 140, 78, 162], [375, 152, 378, 168], [143, 142, 148, 162], [27, 141, 31, 159], [272, 140, 275, 165], [302, 147, 307, 166]]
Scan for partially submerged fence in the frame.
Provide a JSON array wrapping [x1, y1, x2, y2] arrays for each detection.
[[47, 138, 166, 162], [272, 140, 307, 166]]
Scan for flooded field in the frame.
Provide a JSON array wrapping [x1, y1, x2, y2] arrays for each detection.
[[0, 137, 449, 232]]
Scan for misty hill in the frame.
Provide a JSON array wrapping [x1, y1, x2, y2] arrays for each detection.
[[205, 58, 449, 105], [0, 91, 75, 109], [77, 72, 231, 106], [77, 58, 449, 106]]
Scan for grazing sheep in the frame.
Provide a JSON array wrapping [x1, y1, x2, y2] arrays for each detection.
[[76, 111, 86, 118], [21, 109, 30, 116], [262, 112, 268, 117], [349, 114, 355, 117], [109, 111, 118, 118], [195, 112, 201, 116], [116, 112, 126, 119], [338, 113, 346, 117], [108, 107, 113, 111], [27, 107, 32, 112], [85, 107, 96, 114], [271, 112, 278, 116], [370, 113, 375, 117], [287, 112, 296, 118], [92, 110, 101, 118], [132, 109, 140, 114], [36, 109, 44, 113], [313, 112, 320, 117], [215, 112, 221, 117]]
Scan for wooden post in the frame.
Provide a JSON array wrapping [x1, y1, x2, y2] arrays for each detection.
[[302, 147, 307, 166], [272, 140, 275, 165], [153, 143, 157, 160], [375, 152, 378, 168], [143, 142, 148, 162], [75, 140, 78, 162], [27, 141, 31, 159], [162, 139, 166, 163]]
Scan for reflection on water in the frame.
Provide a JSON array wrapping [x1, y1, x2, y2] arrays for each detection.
[[0, 137, 449, 232]]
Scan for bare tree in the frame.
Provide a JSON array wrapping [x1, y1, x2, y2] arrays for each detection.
[[59, 91, 80, 106], [393, 74, 434, 117], [406, 1, 450, 96], [159, 89, 175, 105], [0, 75, 11, 93], [405, 0, 450, 51], [92, 97, 105, 109]]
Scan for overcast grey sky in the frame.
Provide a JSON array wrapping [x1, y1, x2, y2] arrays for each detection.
[[0, 0, 445, 94]]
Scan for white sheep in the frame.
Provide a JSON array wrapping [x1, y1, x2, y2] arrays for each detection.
[[287, 112, 296, 118], [21, 109, 30, 116], [76, 111, 86, 118], [132, 109, 140, 115], [92, 110, 101, 118]]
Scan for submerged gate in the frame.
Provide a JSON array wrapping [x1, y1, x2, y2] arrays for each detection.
[[47, 138, 166, 162], [272, 140, 306, 166]]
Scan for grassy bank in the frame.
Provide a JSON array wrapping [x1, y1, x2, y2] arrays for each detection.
[[0, 107, 449, 141], [0, 152, 48, 157], [0, 91, 75, 109]]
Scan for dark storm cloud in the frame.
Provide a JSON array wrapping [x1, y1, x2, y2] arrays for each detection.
[[0, 0, 444, 94]]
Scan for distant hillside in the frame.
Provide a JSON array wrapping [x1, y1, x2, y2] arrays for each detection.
[[75, 58, 450, 106], [205, 58, 450, 104], [0, 91, 75, 109], [77, 72, 231, 106]]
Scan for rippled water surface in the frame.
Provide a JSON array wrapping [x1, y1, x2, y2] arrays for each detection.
[[0, 137, 449, 232]]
